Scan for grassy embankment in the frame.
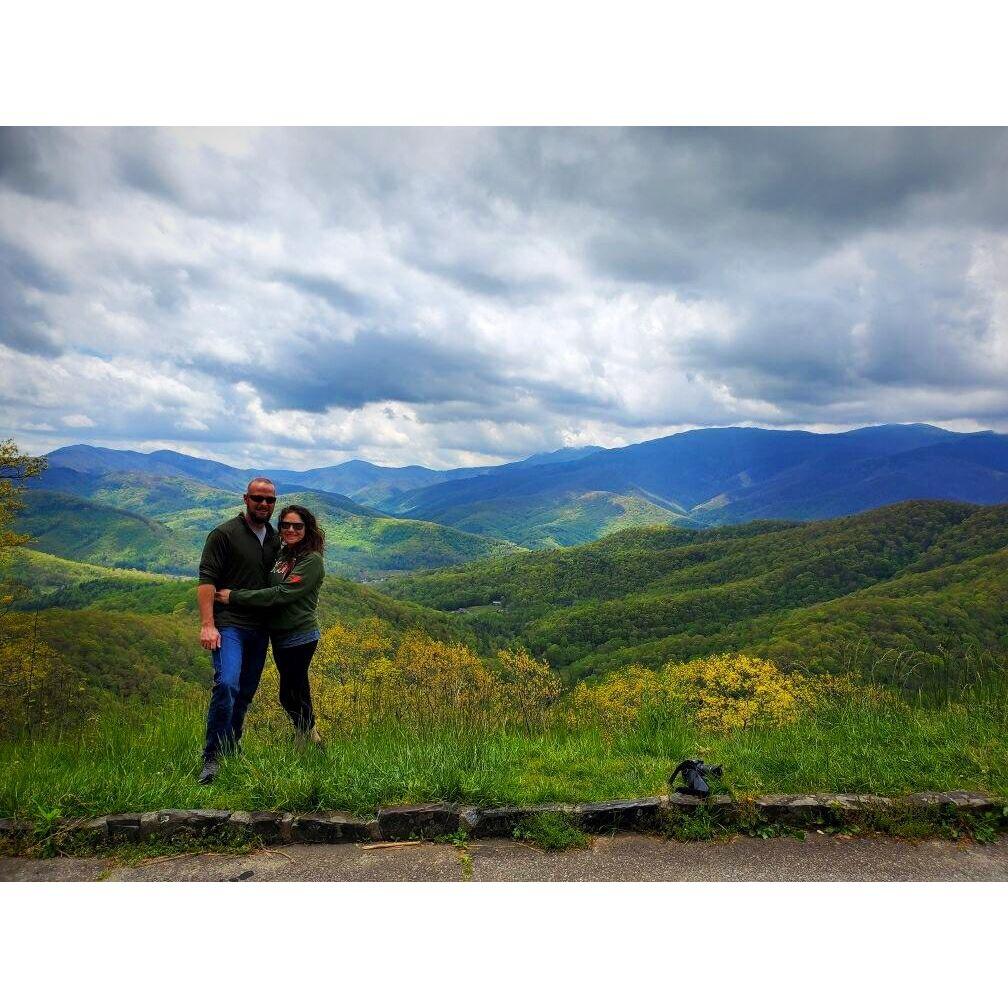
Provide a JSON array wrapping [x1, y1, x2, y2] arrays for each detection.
[[3, 641, 1006, 823]]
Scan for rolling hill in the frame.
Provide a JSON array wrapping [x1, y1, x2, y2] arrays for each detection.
[[2, 547, 475, 712], [382, 500, 1008, 682], [18, 483, 521, 579], [407, 488, 693, 548], [15, 490, 198, 573], [6, 546, 470, 639]]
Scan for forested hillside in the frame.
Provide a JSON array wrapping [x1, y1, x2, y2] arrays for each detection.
[[384, 500, 1008, 681], [17, 490, 197, 573], [410, 489, 691, 548], [19, 483, 521, 579], [3, 547, 474, 717]]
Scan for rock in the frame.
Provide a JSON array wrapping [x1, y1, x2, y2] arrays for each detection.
[[78, 817, 110, 841], [105, 814, 141, 841], [706, 795, 741, 823], [377, 803, 461, 840], [666, 794, 703, 813], [906, 792, 1000, 814], [471, 807, 524, 838], [826, 794, 892, 811], [756, 795, 831, 826], [228, 811, 294, 844], [458, 806, 481, 834], [576, 798, 664, 833], [0, 819, 33, 845], [292, 813, 374, 844], [139, 809, 233, 840]]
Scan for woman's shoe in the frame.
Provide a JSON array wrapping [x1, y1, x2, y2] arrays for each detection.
[[295, 726, 324, 749]]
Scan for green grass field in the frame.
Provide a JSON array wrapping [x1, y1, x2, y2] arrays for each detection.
[[3, 670, 1005, 822]]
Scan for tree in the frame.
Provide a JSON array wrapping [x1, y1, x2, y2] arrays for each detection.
[[1, 439, 47, 612], [0, 438, 47, 555]]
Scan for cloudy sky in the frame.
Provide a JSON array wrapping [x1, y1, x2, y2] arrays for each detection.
[[2, 126, 1007, 470]]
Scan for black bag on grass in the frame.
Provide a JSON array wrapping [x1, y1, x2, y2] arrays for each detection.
[[670, 759, 723, 798]]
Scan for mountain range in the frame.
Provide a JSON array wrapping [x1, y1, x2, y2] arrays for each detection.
[[21, 423, 1008, 576]]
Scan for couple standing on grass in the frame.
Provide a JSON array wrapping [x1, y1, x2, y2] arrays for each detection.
[[196, 477, 326, 785]]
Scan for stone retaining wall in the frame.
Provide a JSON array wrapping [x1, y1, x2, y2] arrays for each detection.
[[1, 792, 1003, 849]]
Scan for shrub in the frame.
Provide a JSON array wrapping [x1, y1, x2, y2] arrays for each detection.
[[560, 652, 857, 733], [256, 621, 562, 738], [0, 631, 91, 738]]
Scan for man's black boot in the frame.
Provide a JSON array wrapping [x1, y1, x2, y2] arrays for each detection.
[[197, 759, 219, 785]]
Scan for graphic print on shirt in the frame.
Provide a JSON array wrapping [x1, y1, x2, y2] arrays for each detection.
[[273, 556, 305, 584]]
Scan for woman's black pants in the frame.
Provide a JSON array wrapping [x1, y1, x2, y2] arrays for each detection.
[[272, 639, 318, 734]]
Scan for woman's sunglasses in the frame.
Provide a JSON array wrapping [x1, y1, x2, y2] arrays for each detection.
[[279, 520, 305, 530]]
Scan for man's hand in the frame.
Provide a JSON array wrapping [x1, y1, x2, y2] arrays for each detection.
[[215, 588, 231, 604], [197, 583, 219, 650], [200, 623, 221, 651]]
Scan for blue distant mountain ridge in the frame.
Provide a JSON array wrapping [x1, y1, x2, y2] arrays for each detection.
[[40, 424, 1008, 549]]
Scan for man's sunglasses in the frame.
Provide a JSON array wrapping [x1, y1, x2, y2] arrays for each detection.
[[246, 494, 276, 504], [279, 520, 305, 530]]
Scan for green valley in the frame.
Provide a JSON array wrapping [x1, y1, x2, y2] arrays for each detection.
[[403, 489, 692, 548], [384, 500, 1008, 683]]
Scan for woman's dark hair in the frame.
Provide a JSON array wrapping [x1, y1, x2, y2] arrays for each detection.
[[278, 504, 325, 556]]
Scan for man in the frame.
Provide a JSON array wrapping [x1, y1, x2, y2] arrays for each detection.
[[196, 477, 280, 784]]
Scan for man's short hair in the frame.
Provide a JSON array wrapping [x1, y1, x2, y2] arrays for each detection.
[[245, 476, 276, 494]]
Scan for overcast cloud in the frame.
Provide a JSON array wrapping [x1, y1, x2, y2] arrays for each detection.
[[1, 126, 1007, 469]]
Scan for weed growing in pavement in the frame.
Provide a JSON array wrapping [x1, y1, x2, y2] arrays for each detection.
[[456, 846, 474, 878], [438, 826, 471, 847], [659, 807, 722, 842]]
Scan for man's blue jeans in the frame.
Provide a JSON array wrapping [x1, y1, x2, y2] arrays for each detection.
[[202, 626, 269, 761]]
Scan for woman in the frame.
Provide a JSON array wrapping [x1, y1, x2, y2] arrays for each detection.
[[215, 503, 325, 744]]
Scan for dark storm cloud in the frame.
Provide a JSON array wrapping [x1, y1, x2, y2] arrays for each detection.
[[677, 127, 1003, 225], [417, 258, 562, 302], [116, 136, 182, 203], [225, 325, 617, 419], [0, 240, 69, 295], [586, 230, 700, 287], [109, 127, 267, 220], [413, 378, 617, 427], [482, 127, 1008, 291], [0, 127, 77, 201], [274, 269, 371, 316], [681, 238, 1001, 412], [231, 330, 510, 412], [0, 242, 65, 356], [420, 261, 518, 299]]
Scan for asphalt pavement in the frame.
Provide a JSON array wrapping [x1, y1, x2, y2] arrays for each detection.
[[3, 833, 1008, 882]]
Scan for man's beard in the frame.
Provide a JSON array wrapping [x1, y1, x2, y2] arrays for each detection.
[[246, 507, 269, 527]]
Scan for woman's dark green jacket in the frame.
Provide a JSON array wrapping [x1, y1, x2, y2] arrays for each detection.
[[228, 549, 324, 635]]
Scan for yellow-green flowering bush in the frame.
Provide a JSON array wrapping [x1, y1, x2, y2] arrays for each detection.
[[254, 620, 562, 737], [560, 652, 857, 733]]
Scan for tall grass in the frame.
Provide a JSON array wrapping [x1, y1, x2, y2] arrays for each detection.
[[3, 624, 1006, 820], [2, 674, 1006, 821]]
